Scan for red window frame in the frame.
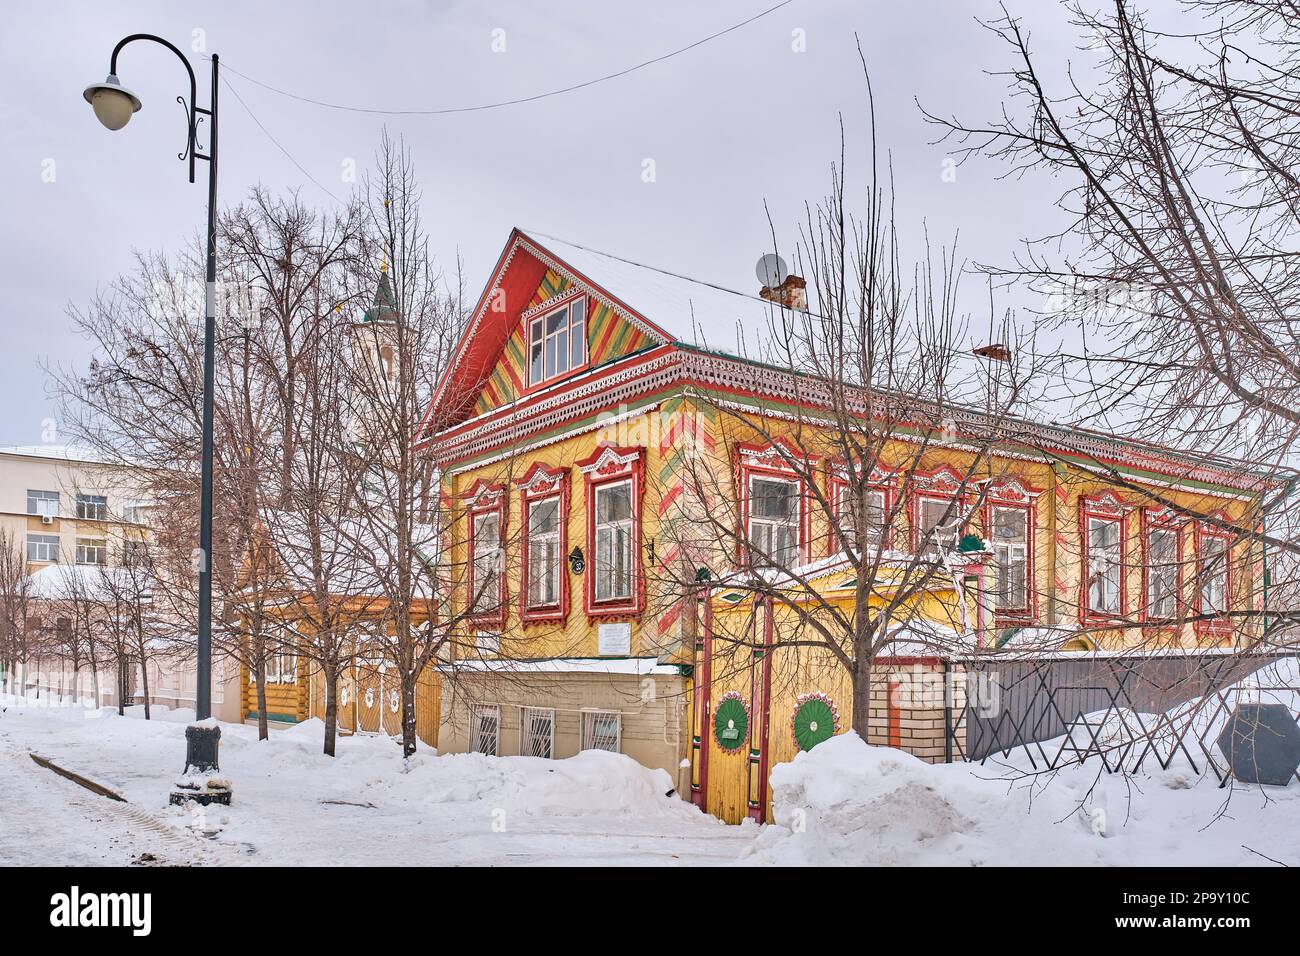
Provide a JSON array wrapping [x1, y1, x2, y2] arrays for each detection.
[[463, 479, 507, 628], [737, 439, 813, 569], [524, 291, 589, 392], [1140, 507, 1184, 626], [827, 462, 895, 556], [577, 445, 645, 619], [1194, 515, 1234, 636], [982, 478, 1039, 625], [909, 465, 969, 554], [517, 462, 570, 624], [1079, 491, 1129, 625]]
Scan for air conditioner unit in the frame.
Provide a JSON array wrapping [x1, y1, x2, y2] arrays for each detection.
[[40, 514, 54, 525]]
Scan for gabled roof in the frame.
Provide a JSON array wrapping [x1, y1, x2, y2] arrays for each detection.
[[420, 228, 784, 435]]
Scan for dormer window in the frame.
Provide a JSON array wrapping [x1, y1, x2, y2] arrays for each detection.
[[528, 297, 586, 386]]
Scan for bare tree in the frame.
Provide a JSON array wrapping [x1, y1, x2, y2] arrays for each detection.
[[340, 132, 461, 757], [925, 0, 1300, 647], [0, 529, 33, 697], [655, 82, 1042, 732]]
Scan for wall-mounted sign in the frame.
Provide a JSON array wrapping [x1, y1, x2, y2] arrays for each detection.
[[598, 622, 631, 656], [568, 546, 585, 575], [714, 691, 749, 752]]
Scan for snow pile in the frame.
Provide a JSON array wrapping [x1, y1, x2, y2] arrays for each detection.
[[1168, 656, 1300, 745], [747, 734, 980, 865], [745, 734, 981, 865], [1009, 655, 1300, 776], [362, 748, 700, 821]]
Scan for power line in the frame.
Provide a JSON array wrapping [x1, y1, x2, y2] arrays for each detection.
[[216, 0, 798, 116], [218, 73, 347, 206]]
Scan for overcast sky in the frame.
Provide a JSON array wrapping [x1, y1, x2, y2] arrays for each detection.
[[0, 0, 1123, 445]]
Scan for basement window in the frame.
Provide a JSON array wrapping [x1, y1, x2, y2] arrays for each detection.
[[522, 706, 555, 758], [471, 704, 500, 756], [581, 710, 622, 753]]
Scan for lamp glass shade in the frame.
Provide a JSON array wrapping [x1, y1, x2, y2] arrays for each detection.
[[83, 74, 142, 131]]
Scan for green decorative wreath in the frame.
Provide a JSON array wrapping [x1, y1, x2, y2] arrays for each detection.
[[792, 692, 839, 752], [714, 692, 749, 752]]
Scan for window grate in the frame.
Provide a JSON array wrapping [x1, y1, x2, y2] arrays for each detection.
[[521, 707, 555, 758], [471, 704, 500, 756], [581, 710, 622, 753]]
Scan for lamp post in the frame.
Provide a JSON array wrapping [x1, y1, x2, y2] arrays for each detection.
[[84, 35, 229, 805]]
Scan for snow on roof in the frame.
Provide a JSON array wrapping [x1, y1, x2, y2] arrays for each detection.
[[880, 618, 972, 657], [0, 444, 111, 464], [261, 510, 441, 599], [27, 563, 154, 602], [527, 230, 786, 351], [440, 656, 682, 677]]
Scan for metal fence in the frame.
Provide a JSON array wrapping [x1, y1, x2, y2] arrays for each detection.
[[946, 651, 1300, 783]]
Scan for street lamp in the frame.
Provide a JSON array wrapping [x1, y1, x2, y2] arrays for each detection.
[[84, 34, 229, 806]]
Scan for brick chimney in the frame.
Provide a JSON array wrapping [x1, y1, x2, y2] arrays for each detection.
[[759, 274, 807, 311]]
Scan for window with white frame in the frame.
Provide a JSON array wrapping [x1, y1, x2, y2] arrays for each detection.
[[917, 497, 960, 553], [521, 706, 555, 758], [527, 497, 562, 609], [75, 494, 108, 521], [1199, 535, 1228, 614], [990, 507, 1029, 610], [75, 537, 107, 566], [273, 650, 297, 684], [122, 539, 150, 568], [122, 499, 150, 524], [1146, 525, 1179, 619], [27, 533, 59, 563], [749, 475, 799, 566], [528, 298, 586, 386], [253, 649, 298, 684], [581, 710, 622, 753], [470, 704, 500, 756], [837, 485, 886, 549], [26, 489, 58, 518], [1087, 517, 1123, 615], [594, 480, 634, 602], [469, 510, 502, 616]]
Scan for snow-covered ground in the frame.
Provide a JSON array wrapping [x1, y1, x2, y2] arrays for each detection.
[[2, 660, 1297, 867], [0, 700, 746, 866]]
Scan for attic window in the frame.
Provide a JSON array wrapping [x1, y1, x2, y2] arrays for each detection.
[[529, 298, 586, 386]]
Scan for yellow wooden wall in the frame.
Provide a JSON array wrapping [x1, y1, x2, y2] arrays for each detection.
[[446, 391, 1263, 675], [239, 665, 308, 724], [307, 662, 440, 747]]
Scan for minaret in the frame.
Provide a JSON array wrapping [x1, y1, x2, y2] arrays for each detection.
[[347, 261, 399, 448], [353, 259, 398, 380]]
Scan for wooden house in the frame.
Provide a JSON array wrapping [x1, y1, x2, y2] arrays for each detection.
[[412, 228, 1272, 818]]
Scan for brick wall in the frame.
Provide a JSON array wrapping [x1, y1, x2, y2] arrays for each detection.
[[863, 661, 966, 764]]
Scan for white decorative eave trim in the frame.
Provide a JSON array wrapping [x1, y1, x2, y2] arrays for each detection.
[[913, 465, 966, 494], [578, 445, 642, 476], [429, 345, 1268, 499], [518, 468, 565, 497], [831, 461, 896, 485], [985, 476, 1041, 502], [463, 484, 505, 509], [516, 236, 666, 344], [1083, 489, 1128, 516], [519, 286, 584, 324]]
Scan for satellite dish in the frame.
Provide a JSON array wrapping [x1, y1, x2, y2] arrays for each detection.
[[755, 253, 789, 289]]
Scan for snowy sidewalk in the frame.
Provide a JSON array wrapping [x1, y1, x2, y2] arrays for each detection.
[[0, 703, 750, 866], [3, 694, 1297, 867]]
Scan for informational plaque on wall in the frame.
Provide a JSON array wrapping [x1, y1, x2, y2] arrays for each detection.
[[598, 622, 632, 656]]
